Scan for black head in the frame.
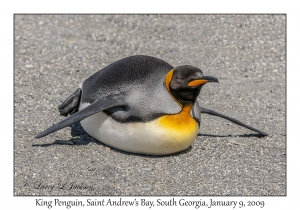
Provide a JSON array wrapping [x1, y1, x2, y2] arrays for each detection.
[[168, 65, 218, 106]]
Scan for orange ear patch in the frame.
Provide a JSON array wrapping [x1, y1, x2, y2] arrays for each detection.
[[165, 69, 182, 107], [165, 69, 174, 93], [188, 79, 208, 87]]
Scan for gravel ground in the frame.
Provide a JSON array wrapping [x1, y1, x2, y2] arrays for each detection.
[[14, 14, 286, 196]]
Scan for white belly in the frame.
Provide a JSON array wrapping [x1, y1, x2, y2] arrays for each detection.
[[79, 100, 199, 155], [80, 110, 198, 155]]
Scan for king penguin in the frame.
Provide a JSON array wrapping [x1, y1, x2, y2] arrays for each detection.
[[35, 55, 268, 155]]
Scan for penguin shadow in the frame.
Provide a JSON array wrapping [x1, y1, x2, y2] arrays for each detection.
[[32, 124, 263, 156], [110, 144, 193, 158], [32, 122, 94, 147], [197, 133, 265, 138]]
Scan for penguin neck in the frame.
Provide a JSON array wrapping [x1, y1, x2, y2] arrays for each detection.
[[165, 69, 194, 112], [180, 104, 193, 115]]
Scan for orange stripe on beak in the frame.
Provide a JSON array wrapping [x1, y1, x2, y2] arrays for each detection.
[[188, 79, 208, 87]]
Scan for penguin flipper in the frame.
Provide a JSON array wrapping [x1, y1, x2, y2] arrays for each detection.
[[198, 105, 268, 136], [35, 93, 126, 138], [58, 88, 82, 116]]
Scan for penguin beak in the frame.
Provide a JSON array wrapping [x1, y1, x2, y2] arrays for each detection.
[[188, 76, 219, 87]]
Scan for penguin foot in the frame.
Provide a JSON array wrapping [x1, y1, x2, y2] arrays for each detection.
[[58, 88, 82, 116]]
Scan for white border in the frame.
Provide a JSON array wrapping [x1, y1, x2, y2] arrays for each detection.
[[2, 0, 297, 209]]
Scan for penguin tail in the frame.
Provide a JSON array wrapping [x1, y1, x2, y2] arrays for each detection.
[[199, 106, 268, 136], [58, 88, 82, 116]]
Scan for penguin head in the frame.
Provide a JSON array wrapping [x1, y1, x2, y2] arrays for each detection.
[[168, 65, 218, 106]]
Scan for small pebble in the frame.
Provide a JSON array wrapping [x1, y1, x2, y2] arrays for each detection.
[[227, 138, 247, 146]]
